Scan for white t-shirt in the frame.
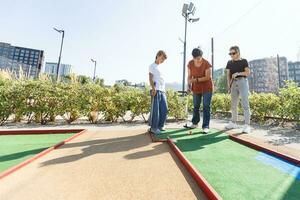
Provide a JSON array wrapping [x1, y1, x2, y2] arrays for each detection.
[[149, 62, 165, 92]]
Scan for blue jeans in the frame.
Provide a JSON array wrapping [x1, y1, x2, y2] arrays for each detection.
[[192, 92, 212, 128], [149, 90, 168, 131]]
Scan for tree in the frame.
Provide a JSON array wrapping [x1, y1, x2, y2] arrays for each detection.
[[95, 77, 105, 87], [77, 75, 92, 85]]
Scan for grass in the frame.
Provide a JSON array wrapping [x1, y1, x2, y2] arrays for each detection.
[[0, 133, 75, 172], [159, 128, 300, 200]]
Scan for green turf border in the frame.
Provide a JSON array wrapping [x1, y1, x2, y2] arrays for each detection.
[[148, 128, 300, 200], [0, 129, 87, 180]]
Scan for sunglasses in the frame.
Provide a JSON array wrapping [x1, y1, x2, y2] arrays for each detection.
[[229, 52, 237, 56]]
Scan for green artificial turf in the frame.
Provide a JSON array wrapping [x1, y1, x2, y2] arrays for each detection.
[[0, 133, 75, 173], [160, 128, 300, 200]]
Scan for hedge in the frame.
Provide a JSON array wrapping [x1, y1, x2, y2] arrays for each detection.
[[0, 71, 299, 126]]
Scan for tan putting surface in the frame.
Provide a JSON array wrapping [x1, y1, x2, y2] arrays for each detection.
[[0, 129, 207, 200]]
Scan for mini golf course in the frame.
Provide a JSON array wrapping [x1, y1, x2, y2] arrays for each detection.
[[0, 129, 85, 179], [153, 128, 300, 200]]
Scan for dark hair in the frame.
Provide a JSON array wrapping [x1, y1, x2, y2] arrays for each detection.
[[156, 50, 167, 60], [192, 48, 203, 58], [229, 46, 240, 53]]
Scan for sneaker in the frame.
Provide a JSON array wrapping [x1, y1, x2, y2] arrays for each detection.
[[203, 128, 209, 134], [159, 128, 166, 131], [190, 124, 198, 129], [150, 128, 161, 135], [184, 123, 198, 129], [242, 125, 251, 134], [225, 121, 238, 129]]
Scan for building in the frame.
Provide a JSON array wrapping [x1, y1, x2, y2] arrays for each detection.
[[213, 68, 224, 80], [297, 47, 300, 61], [115, 79, 132, 86], [288, 61, 300, 86], [44, 62, 73, 77], [248, 57, 289, 93], [0, 42, 44, 78]]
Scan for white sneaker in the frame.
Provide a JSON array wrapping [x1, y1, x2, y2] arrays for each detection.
[[225, 121, 238, 129], [190, 124, 198, 129], [242, 125, 251, 134], [203, 128, 209, 134]]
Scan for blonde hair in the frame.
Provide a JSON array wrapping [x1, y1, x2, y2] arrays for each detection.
[[155, 50, 167, 60]]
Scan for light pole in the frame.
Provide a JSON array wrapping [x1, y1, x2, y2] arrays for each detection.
[[181, 2, 199, 94], [91, 59, 97, 82], [53, 27, 65, 82]]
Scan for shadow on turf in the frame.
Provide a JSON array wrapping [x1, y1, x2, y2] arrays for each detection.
[[281, 171, 300, 200], [172, 130, 228, 152], [0, 148, 47, 162]]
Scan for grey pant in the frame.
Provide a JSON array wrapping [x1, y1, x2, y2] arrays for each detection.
[[230, 78, 251, 125]]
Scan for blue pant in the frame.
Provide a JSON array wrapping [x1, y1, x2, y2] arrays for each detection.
[[192, 92, 212, 128], [149, 90, 168, 131]]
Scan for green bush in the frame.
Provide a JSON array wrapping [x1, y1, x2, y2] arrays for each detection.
[[166, 90, 187, 120], [79, 83, 104, 123], [101, 88, 128, 122], [0, 70, 299, 126], [211, 93, 231, 114], [124, 88, 150, 122], [0, 79, 13, 125], [278, 81, 300, 124], [22, 79, 62, 125], [249, 92, 280, 122], [57, 82, 82, 124]]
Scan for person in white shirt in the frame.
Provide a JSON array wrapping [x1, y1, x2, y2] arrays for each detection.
[[148, 50, 168, 135]]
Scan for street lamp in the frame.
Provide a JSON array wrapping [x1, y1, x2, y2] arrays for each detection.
[[181, 2, 199, 94], [91, 59, 97, 82], [53, 27, 65, 82]]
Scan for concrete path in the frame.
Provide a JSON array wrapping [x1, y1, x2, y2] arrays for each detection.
[[0, 129, 207, 200]]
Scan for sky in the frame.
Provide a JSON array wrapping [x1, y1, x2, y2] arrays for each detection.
[[0, 0, 300, 85]]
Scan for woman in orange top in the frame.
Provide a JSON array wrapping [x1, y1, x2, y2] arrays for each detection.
[[185, 48, 213, 134]]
